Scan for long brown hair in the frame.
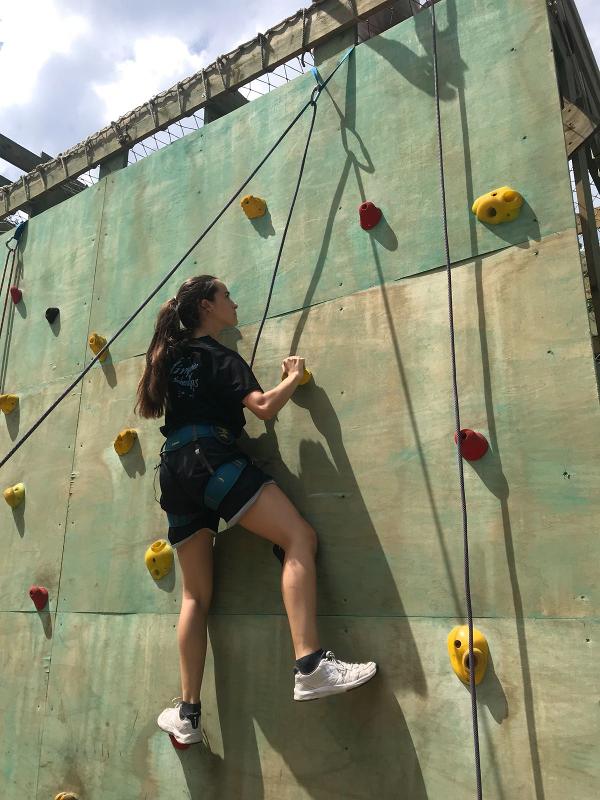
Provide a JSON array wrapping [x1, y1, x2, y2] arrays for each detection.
[[135, 275, 218, 418]]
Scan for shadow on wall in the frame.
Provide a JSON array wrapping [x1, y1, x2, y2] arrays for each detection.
[[366, 0, 540, 247], [203, 378, 427, 799], [170, 2, 544, 795]]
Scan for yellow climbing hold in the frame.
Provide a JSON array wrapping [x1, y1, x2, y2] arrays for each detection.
[[447, 625, 489, 686], [472, 186, 524, 225], [114, 428, 138, 456], [3, 482, 25, 508], [89, 332, 109, 362], [240, 195, 267, 219], [145, 539, 174, 581], [54, 793, 80, 800], [0, 393, 18, 414], [281, 367, 312, 386]]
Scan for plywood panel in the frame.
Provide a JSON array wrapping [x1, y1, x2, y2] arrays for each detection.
[[59, 229, 599, 623], [36, 612, 598, 800], [85, 0, 574, 365], [0, 379, 80, 611], [0, 611, 53, 800], [217, 228, 600, 621], [0, 181, 105, 391], [57, 357, 179, 613]]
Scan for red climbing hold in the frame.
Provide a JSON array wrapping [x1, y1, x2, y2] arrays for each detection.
[[454, 429, 489, 461], [29, 585, 49, 611], [358, 201, 382, 230], [10, 286, 22, 304], [169, 734, 190, 751]]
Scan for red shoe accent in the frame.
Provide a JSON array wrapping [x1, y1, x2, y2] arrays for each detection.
[[169, 734, 190, 750]]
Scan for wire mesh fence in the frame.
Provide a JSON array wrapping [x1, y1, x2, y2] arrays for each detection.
[[569, 158, 600, 342], [74, 52, 315, 186]]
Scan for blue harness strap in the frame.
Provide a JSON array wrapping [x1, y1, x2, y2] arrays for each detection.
[[162, 424, 248, 522], [163, 423, 234, 452], [204, 457, 248, 511]]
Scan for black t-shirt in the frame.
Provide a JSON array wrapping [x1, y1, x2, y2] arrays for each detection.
[[160, 336, 262, 438]]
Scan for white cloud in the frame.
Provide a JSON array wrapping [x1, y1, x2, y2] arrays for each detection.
[[0, 0, 88, 109], [92, 35, 207, 122], [576, 0, 600, 62]]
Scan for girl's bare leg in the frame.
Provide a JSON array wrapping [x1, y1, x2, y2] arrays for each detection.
[[238, 483, 320, 658], [175, 528, 214, 702]]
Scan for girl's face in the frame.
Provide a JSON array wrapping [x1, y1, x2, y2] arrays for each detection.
[[202, 281, 238, 328]]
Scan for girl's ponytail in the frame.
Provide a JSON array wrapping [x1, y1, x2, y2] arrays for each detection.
[[135, 275, 217, 418]]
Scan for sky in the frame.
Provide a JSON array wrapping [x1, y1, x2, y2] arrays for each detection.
[[0, 0, 599, 183]]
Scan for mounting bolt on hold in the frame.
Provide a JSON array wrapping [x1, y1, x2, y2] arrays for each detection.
[[281, 367, 312, 385], [145, 540, 174, 581], [9, 286, 22, 304], [29, 585, 49, 611], [88, 333, 109, 362], [240, 195, 267, 219], [472, 186, 524, 224], [45, 307, 60, 324], [114, 428, 138, 456], [0, 393, 19, 414], [454, 429, 489, 461], [448, 625, 489, 685], [3, 482, 25, 508], [359, 201, 382, 230]]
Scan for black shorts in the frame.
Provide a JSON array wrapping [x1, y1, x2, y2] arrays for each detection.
[[159, 431, 274, 548]]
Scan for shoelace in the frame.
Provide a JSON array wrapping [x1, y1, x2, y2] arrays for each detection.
[[324, 650, 348, 675]]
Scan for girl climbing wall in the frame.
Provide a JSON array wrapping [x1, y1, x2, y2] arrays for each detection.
[[135, 274, 377, 747]]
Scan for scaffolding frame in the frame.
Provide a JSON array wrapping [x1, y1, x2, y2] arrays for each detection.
[[0, 0, 416, 222], [548, 0, 600, 366]]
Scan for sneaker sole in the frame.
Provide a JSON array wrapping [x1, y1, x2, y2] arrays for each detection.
[[293, 663, 378, 701]]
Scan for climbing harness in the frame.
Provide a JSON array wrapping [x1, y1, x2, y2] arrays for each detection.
[[0, 48, 355, 471], [158, 423, 249, 518], [431, 4, 483, 799]]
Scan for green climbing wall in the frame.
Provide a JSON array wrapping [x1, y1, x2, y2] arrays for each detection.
[[1, 0, 598, 797]]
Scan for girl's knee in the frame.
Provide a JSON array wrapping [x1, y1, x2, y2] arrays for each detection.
[[181, 590, 212, 614], [287, 521, 318, 556]]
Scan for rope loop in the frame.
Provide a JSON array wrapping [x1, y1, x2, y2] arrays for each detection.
[[300, 8, 308, 67]]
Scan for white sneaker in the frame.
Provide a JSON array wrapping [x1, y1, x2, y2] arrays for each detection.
[[293, 650, 378, 701], [157, 698, 203, 745]]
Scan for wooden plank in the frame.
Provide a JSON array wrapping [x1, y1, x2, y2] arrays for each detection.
[[0, 133, 47, 172], [0, 0, 396, 221], [58, 231, 600, 620], [562, 98, 599, 156], [35, 613, 599, 799], [0, 612, 53, 799], [576, 204, 600, 234], [85, 0, 573, 366]]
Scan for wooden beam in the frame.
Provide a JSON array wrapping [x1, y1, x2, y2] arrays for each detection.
[[203, 89, 249, 125], [0, 0, 396, 220], [562, 98, 599, 156], [576, 205, 600, 235], [0, 134, 47, 172]]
